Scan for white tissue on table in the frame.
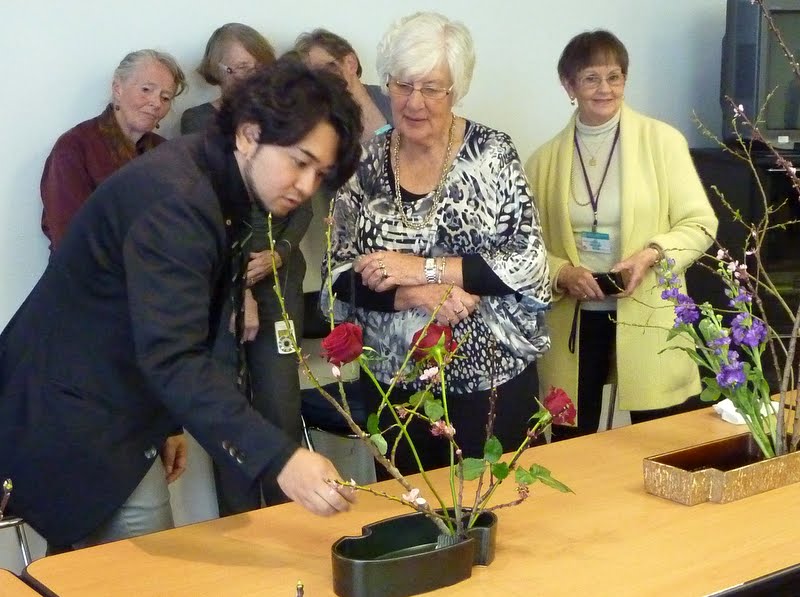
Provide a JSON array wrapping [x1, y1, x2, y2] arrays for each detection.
[[712, 398, 780, 425]]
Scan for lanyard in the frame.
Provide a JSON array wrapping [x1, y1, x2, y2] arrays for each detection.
[[574, 123, 620, 232]]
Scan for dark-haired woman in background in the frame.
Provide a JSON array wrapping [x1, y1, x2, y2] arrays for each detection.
[[526, 30, 718, 439], [182, 24, 312, 515], [41, 49, 186, 251], [294, 28, 393, 141]]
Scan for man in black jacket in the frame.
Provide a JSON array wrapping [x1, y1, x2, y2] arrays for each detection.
[[0, 57, 363, 549]]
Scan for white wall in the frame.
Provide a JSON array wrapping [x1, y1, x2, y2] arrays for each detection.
[[1, 0, 726, 327], [0, 0, 726, 571]]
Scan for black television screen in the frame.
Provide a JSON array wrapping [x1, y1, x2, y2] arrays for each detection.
[[763, 11, 800, 132], [721, 0, 800, 147]]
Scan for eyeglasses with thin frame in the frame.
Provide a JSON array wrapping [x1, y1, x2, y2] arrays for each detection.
[[318, 59, 343, 75], [577, 71, 626, 91], [220, 62, 257, 77], [386, 78, 453, 100]]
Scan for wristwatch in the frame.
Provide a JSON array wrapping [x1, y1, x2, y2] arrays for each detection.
[[424, 257, 437, 284]]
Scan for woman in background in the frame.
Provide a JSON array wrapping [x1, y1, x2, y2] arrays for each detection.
[[183, 23, 311, 515], [181, 23, 275, 133], [294, 28, 393, 141], [41, 49, 186, 251], [526, 30, 718, 439], [38, 48, 186, 550], [324, 12, 551, 477]]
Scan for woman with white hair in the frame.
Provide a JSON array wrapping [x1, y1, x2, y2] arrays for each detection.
[[41, 49, 186, 251], [324, 12, 551, 476]]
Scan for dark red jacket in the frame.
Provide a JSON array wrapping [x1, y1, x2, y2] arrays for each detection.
[[40, 104, 164, 251]]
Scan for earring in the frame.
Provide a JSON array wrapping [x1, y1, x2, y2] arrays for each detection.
[[114, 103, 120, 112], [155, 123, 160, 129], [570, 97, 576, 106]]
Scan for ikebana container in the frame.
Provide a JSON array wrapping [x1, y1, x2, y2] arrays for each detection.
[[331, 510, 497, 597], [643, 433, 800, 505]]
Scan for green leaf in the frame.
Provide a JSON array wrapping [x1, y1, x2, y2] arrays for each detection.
[[538, 474, 572, 494], [459, 457, 486, 481], [490, 461, 510, 480], [423, 399, 444, 421], [369, 433, 387, 455], [366, 413, 380, 435], [409, 390, 432, 407], [528, 410, 547, 423], [483, 436, 503, 464], [528, 463, 550, 478], [700, 377, 721, 403], [527, 463, 572, 493], [664, 345, 708, 367], [515, 467, 535, 485]]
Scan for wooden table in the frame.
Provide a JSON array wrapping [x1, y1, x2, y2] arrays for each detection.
[[0, 569, 42, 596], [23, 409, 800, 596]]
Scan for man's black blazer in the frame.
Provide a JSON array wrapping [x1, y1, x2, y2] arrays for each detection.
[[0, 133, 298, 546]]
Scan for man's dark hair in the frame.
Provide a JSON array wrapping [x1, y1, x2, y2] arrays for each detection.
[[217, 56, 363, 191]]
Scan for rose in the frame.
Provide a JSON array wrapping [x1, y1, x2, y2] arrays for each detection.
[[410, 324, 456, 363], [543, 387, 577, 426], [321, 322, 364, 365]]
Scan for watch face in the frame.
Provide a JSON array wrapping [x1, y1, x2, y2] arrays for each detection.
[[425, 258, 437, 283]]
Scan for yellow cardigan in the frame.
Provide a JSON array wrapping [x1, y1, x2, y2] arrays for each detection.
[[525, 104, 718, 414]]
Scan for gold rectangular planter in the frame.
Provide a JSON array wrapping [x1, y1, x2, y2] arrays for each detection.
[[643, 433, 800, 505]]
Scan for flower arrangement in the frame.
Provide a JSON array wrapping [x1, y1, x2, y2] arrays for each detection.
[[660, 0, 800, 460], [314, 315, 574, 539], [656, 252, 791, 458], [266, 221, 574, 540]]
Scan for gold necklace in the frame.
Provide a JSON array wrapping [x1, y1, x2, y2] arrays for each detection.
[[576, 127, 615, 167], [392, 116, 456, 230], [570, 158, 592, 207]]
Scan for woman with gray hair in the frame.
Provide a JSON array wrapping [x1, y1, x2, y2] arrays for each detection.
[[323, 12, 551, 476], [41, 49, 185, 251]]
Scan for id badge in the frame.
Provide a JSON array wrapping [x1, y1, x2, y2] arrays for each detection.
[[580, 231, 611, 254], [275, 320, 296, 354]]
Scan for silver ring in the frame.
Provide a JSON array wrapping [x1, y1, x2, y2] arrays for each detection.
[[455, 308, 465, 315]]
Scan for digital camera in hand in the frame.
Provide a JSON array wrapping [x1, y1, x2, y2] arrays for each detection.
[[593, 271, 624, 295]]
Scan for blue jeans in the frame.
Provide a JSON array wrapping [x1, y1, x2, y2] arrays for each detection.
[[73, 459, 174, 548]]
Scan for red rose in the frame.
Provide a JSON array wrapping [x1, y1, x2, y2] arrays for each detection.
[[410, 324, 456, 362], [321, 322, 364, 366], [543, 387, 576, 426]]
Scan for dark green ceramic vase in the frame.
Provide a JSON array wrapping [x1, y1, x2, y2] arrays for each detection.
[[331, 510, 498, 597]]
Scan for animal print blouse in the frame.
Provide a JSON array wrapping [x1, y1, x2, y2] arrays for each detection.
[[323, 120, 551, 393]]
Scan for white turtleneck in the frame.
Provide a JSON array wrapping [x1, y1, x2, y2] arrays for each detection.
[[570, 109, 622, 311]]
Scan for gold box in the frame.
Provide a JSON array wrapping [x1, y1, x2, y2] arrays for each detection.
[[643, 433, 800, 505]]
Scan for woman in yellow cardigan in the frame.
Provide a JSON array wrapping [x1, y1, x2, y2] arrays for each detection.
[[525, 30, 718, 439]]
